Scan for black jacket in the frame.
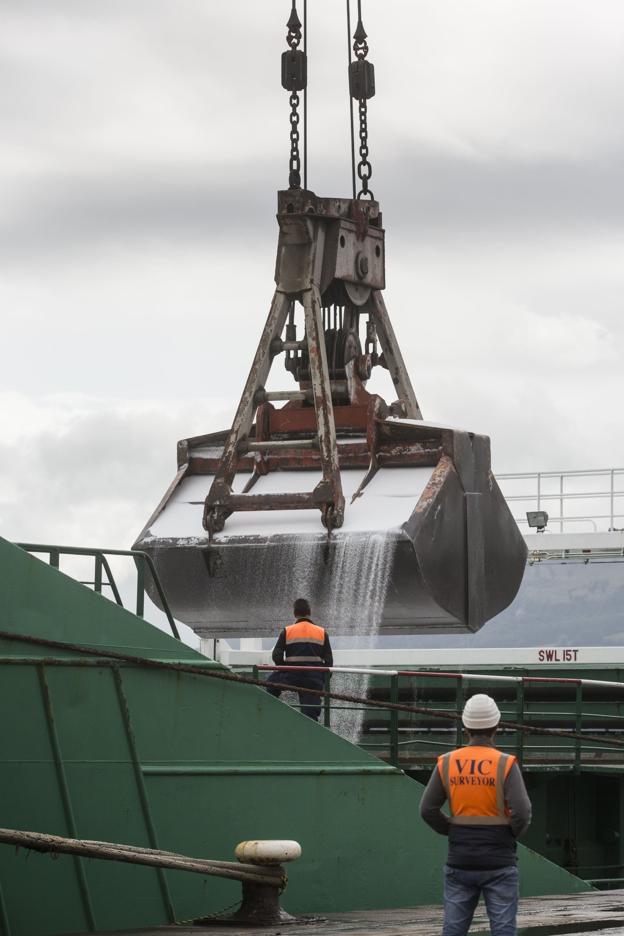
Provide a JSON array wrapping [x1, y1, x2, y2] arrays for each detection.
[[272, 618, 333, 667], [419, 737, 532, 869]]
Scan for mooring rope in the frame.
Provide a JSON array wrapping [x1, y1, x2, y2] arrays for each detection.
[[0, 828, 285, 887], [1, 629, 624, 750]]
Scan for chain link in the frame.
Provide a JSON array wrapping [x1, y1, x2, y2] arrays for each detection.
[[353, 15, 374, 200], [176, 899, 242, 926], [286, 2, 303, 189], [289, 90, 301, 188]]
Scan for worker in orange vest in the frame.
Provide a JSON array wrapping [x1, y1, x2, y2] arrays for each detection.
[[265, 598, 333, 721], [420, 694, 532, 936]]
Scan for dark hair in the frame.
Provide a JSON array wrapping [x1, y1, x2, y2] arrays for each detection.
[[294, 598, 311, 618], [466, 725, 498, 740]]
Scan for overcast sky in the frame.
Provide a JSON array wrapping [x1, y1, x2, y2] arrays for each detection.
[[2, 0, 624, 559]]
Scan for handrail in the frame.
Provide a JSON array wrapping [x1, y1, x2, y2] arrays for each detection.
[[252, 665, 624, 772], [256, 664, 624, 692], [496, 467, 624, 532], [16, 543, 180, 640]]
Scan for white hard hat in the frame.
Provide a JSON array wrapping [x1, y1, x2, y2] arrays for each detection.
[[462, 694, 501, 731]]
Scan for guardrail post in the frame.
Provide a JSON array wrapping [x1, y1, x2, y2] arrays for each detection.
[[49, 548, 60, 569], [135, 557, 145, 618], [516, 681, 525, 767], [574, 682, 583, 773], [611, 468, 615, 529], [94, 554, 103, 594], [390, 674, 399, 768], [455, 678, 464, 748], [323, 671, 331, 728]]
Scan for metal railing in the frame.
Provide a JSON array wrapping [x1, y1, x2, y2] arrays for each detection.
[[248, 666, 624, 773], [16, 543, 180, 640], [497, 468, 624, 533]]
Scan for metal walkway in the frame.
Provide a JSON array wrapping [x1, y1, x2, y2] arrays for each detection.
[[67, 889, 624, 935]]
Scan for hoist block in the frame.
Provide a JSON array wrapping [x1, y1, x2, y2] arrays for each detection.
[[282, 50, 307, 92], [349, 59, 375, 100]]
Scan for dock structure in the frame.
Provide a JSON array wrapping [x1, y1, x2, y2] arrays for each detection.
[[69, 890, 624, 935]]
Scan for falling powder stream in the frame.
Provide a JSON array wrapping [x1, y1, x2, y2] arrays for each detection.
[[275, 531, 397, 744], [324, 532, 397, 742]]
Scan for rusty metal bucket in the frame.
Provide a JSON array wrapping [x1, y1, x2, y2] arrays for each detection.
[[134, 419, 527, 637]]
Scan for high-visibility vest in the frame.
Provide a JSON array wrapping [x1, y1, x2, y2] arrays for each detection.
[[284, 620, 326, 663], [437, 746, 516, 826]]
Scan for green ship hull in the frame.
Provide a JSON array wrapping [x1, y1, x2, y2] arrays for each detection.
[[0, 537, 590, 935]]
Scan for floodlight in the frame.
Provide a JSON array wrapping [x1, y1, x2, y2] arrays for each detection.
[[526, 510, 548, 532]]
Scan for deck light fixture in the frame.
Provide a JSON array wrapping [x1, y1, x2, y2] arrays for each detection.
[[526, 510, 549, 533]]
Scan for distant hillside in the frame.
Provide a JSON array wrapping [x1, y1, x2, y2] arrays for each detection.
[[354, 561, 624, 648]]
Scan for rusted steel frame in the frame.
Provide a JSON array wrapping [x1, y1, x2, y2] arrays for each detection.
[[189, 444, 439, 476], [135, 464, 188, 541], [245, 439, 319, 452], [178, 429, 228, 457], [4, 632, 624, 750], [302, 285, 345, 528], [277, 188, 381, 224], [208, 492, 323, 512], [371, 290, 422, 419], [378, 421, 443, 445], [258, 389, 308, 402], [350, 397, 387, 502], [203, 291, 291, 530], [267, 402, 369, 434]]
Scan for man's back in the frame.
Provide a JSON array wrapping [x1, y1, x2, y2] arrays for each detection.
[[272, 617, 333, 667], [419, 694, 532, 936]]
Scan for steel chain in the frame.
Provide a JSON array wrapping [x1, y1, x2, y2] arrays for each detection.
[[176, 899, 242, 926], [286, 2, 302, 189], [353, 14, 374, 199], [289, 90, 301, 188]]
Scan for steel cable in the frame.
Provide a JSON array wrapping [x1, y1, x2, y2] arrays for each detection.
[[2, 629, 624, 751]]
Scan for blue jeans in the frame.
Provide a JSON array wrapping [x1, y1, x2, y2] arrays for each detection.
[[442, 865, 518, 936], [265, 671, 323, 720]]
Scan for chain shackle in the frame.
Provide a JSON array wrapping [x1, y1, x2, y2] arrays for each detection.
[[281, 2, 307, 189], [348, 8, 375, 200]]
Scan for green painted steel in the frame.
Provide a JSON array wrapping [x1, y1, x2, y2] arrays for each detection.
[[277, 667, 624, 773], [15, 543, 180, 640], [0, 539, 202, 662], [0, 537, 590, 935]]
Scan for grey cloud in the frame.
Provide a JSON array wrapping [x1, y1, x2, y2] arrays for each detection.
[[378, 147, 624, 238], [0, 404, 228, 546], [0, 164, 279, 259], [3, 148, 623, 262]]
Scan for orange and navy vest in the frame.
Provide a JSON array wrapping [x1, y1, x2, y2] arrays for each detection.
[[284, 619, 327, 665], [437, 746, 516, 826]]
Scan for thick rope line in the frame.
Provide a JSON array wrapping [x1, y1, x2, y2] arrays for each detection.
[[1, 629, 624, 750], [0, 828, 285, 887]]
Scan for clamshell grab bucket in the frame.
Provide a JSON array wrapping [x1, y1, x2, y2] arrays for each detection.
[[134, 419, 526, 637], [135, 190, 526, 637]]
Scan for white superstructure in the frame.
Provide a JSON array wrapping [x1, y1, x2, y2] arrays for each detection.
[[200, 467, 624, 666]]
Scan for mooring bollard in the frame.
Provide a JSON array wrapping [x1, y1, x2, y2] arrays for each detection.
[[232, 840, 302, 926], [195, 839, 302, 926]]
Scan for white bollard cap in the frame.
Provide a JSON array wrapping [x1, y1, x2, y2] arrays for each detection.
[[235, 840, 302, 865]]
